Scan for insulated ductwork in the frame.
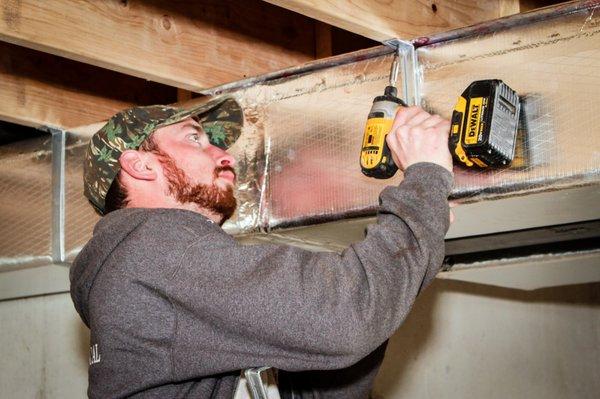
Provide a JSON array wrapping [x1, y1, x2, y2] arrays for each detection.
[[1, 1, 599, 279]]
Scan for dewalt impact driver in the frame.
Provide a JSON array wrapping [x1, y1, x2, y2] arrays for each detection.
[[360, 53, 521, 178]]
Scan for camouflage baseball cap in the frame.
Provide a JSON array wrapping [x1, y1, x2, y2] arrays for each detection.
[[84, 96, 243, 214]]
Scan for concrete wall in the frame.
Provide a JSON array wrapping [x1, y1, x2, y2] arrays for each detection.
[[1, 281, 599, 399], [1, 293, 89, 398], [373, 280, 600, 399]]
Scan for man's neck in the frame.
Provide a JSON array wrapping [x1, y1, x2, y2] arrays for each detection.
[[126, 196, 223, 225], [170, 202, 223, 225]]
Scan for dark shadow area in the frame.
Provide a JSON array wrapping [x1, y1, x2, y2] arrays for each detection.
[[435, 279, 600, 305], [445, 236, 600, 265], [331, 27, 379, 55], [445, 219, 600, 257], [0, 120, 46, 145], [0, 41, 177, 105]]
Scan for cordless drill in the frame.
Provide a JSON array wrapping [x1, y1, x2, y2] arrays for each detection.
[[359, 51, 406, 179], [360, 53, 521, 178]]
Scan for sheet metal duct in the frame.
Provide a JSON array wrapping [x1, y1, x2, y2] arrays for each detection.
[[224, 0, 600, 234], [0, 133, 53, 269], [0, 1, 599, 274]]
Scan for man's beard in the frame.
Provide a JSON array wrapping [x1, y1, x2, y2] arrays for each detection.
[[158, 152, 237, 224]]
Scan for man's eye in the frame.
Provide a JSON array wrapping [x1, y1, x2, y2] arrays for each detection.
[[188, 133, 201, 143]]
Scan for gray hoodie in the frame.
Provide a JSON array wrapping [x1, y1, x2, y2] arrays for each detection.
[[70, 162, 453, 398]]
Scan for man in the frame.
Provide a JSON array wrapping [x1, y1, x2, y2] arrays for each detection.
[[70, 95, 453, 398]]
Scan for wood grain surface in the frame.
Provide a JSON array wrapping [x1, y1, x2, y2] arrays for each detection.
[[263, 0, 521, 41], [0, 0, 316, 90]]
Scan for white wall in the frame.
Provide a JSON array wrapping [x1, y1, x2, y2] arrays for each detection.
[[1, 293, 89, 398], [373, 280, 600, 399], [1, 281, 599, 399]]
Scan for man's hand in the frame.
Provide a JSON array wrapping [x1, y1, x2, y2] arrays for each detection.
[[385, 106, 453, 173]]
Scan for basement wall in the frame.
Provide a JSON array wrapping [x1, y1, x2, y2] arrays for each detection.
[[1, 281, 598, 399]]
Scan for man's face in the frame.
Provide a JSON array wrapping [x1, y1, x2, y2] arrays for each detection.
[[148, 118, 238, 222]]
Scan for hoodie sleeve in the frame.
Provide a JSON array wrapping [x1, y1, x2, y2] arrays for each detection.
[[167, 162, 453, 380]]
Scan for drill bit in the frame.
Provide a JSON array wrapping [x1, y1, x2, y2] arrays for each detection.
[[388, 48, 401, 88]]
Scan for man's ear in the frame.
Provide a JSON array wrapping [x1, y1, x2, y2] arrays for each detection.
[[119, 150, 157, 181]]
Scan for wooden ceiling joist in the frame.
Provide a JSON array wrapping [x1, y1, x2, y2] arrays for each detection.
[[0, 0, 316, 92], [0, 42, 175, 129], [263, 0, 520, 42]]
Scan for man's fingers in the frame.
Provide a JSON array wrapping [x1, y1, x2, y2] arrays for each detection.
[[421, 114, 443, 128], [386, 131, 402, 168], [393, 108, 445, 136], [387, 105, 454, 173], [433, 118, 452, 133], [391, 106, 423, 132], [405, 110, 432, 127]]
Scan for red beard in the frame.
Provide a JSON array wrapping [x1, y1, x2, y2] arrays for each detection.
[[158, 152, 237, 224]]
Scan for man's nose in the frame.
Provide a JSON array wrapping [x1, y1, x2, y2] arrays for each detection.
[[213, 146, 236, 167]]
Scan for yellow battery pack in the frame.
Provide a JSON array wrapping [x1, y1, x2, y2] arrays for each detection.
[[449, 80, 520, 168]]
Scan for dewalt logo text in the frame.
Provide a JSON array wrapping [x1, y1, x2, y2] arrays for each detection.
[[465, 97, 483, 145]]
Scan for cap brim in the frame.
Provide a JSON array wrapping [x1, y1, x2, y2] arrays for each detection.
[[159, 96, 244, 149]]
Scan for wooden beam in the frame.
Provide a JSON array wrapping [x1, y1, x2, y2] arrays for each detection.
[[176, 89, 193, 102], [500, 0, 522, 16], [0, 42, 175, 129], [315, 22, 333, 59], [262, 0, 521, 42], [0, 0, 315, 91]]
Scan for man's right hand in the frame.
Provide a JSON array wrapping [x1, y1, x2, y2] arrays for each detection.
[[385, 106, 453, 174]]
